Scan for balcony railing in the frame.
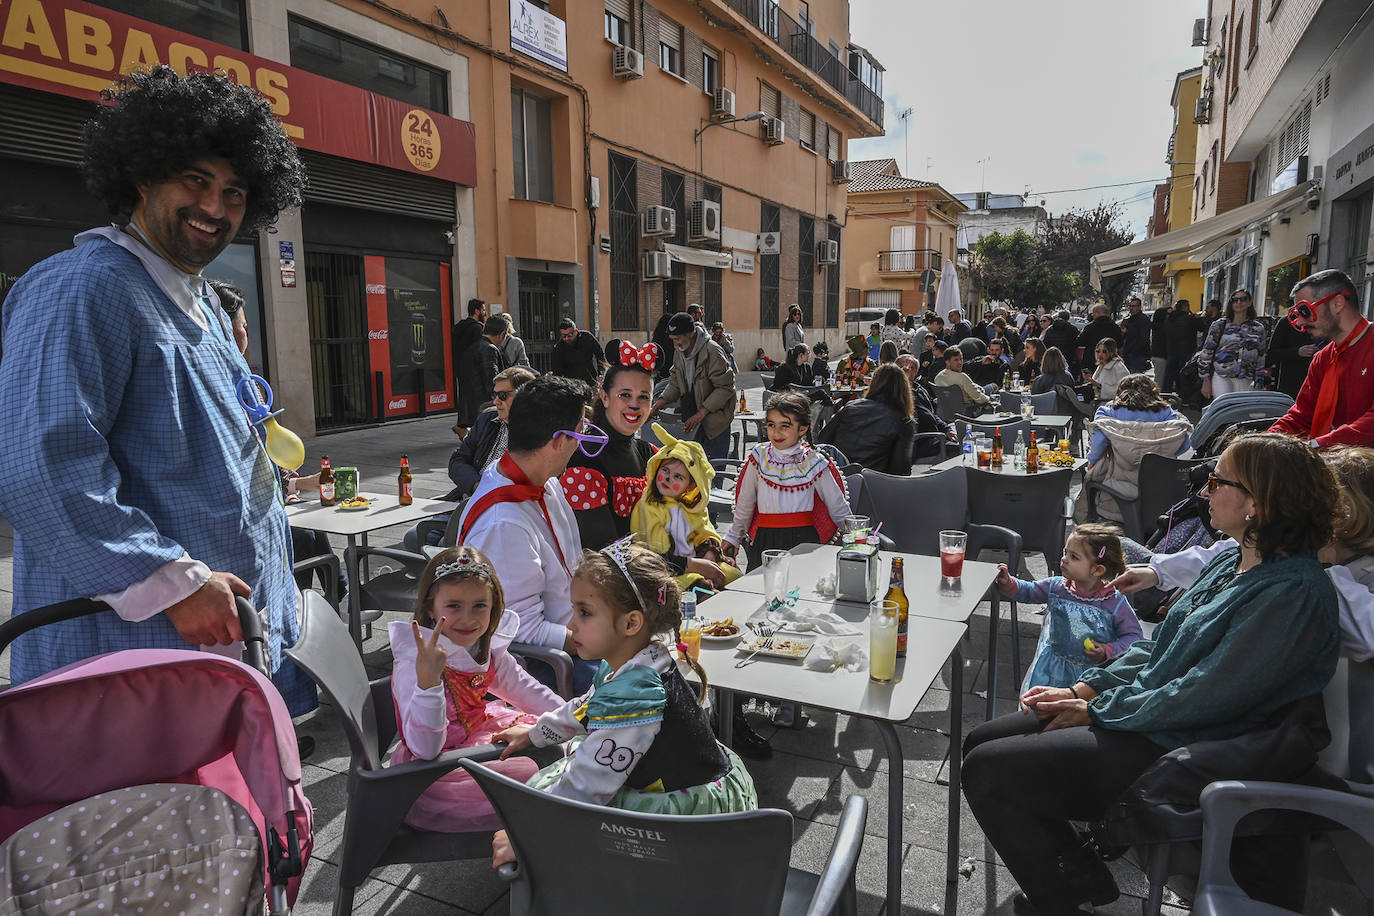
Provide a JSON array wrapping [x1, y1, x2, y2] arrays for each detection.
[[719, 0, 884, 127], [877, 249, 942, 274]]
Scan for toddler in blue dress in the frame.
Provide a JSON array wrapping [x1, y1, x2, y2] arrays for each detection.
[[994, 524, 1144, 694]]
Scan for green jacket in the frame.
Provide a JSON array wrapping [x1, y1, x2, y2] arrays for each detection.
[[1080, 547, 1338, 750]]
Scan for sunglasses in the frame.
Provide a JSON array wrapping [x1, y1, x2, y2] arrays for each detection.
[[493, 389, 514, 402], [1205, 473, 1249, 495], [1229, 294, 1251, 303], [1287, 291, 1341, 329], [555, 421, 609, 457]]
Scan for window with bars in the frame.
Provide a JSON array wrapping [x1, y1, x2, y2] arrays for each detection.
[[605, 0, 630, 46], [825, 225, 841, 327], [759, 202, 780, 329], [799, 109, 816, 151], [609, 152, 639, 330], [797, 219, 815, 327], [658, 16, 682, 75]]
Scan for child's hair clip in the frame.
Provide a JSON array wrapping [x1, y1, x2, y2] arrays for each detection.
[[676, 641, 689, 654], [1097, 544, 1107, 559], [658, 584, 667, 604]]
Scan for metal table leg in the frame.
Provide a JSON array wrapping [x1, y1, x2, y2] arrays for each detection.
[[947, 645, 964, 887], [345, 534, 362, 648], [987, 593, 999, 720], [876, 721, 904, 911]]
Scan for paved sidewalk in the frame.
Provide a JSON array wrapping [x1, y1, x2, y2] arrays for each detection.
[[0, 375, 1361, 914]]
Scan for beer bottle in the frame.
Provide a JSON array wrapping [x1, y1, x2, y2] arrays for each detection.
[[991, 427, 1004, 468], [398, 454, 413, 506], [739, 390, 747, 412], [1026, 432, 1039, 473], [1003, 367, 1012, 390], [319, 456, 335, 506], [886, 558, 910, 656]]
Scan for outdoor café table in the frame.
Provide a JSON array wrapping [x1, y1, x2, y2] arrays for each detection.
[[692, 587, 969, 911], [730, 543, 1007, 718], [970, 412, 1074, 443], [923, 453, 1089, 476], [284, 491, 456, 647]]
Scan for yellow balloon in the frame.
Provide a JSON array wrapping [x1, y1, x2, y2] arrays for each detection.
[[263, 416, 305, 470]]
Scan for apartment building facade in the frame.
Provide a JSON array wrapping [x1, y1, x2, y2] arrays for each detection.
[[842, 159, 964, 315], [0, 0, 884, 434]]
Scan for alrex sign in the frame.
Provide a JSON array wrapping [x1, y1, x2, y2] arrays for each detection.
[[0, 0, 477, 185]]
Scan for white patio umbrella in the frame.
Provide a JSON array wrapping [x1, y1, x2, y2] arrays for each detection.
[[933, 259, 961, 323]]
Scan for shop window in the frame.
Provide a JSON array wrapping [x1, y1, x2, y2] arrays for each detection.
[[511, 86, 555, 203], [89, 0, 247, 50], [289, 17, 448, 114]]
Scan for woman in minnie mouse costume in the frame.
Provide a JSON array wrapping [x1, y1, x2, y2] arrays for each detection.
[[560, 340, 729, 591]]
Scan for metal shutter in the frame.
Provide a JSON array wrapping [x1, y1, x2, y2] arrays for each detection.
[[0, 86, 92, 167], [827, 122, 840, 162], [302, 151, 456, 222], [760, 83, 780, 120], [605, 0, 631, 20], [658, 17, 681, 52]]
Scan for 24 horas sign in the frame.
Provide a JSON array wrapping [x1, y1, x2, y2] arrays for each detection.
[[0, 0, 476, 186]]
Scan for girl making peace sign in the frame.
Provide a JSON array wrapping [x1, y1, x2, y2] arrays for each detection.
[[388, 546, 563, 832]]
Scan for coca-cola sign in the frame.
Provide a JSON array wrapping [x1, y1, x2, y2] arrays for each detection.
[[368, 329, 388, 340], [388, 398, 408, 410], [366, 283, 387, 295], [428, 393, 447, 404]]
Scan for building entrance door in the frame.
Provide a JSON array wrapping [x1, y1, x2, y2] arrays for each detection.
[[518, 271, 561, 373], [306, 252, 372, 429]]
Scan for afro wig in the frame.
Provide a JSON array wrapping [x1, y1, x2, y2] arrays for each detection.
[[81, 65, 305, 233]]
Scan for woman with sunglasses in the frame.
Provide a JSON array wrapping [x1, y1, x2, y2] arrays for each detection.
[[1198, 288, 1269, 400], [560, 341, 729, 591], [963, 432, 1340, 914]]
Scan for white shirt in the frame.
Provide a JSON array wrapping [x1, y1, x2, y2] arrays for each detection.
[[459, 460, 583, 648]]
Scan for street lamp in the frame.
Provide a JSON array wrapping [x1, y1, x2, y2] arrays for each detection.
[[694, 110, 766, 143]]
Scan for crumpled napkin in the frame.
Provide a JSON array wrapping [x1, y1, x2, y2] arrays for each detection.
[[814, 573, 837, 598], [772, 604, 862, 636], [804, 640, 867, 672]]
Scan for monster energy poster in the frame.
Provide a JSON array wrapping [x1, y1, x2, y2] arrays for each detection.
[[385, 258, 444, 396]]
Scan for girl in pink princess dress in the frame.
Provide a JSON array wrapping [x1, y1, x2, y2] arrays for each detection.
[[388, 545, 563, 832]]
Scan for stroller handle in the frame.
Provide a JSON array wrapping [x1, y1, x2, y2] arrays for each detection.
[[0, 595, 269, 676]]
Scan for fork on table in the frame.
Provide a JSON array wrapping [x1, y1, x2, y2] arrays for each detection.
[[735, 622, 777, 668]]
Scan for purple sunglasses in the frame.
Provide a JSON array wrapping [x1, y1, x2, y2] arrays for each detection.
[[556, 421, 609, 457]]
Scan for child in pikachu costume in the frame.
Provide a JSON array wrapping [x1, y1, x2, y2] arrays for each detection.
[[630, 424, 742, 591]]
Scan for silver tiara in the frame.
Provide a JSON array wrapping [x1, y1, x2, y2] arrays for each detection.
[[601, 535, 651, 613], [434, 554, 493, 580]]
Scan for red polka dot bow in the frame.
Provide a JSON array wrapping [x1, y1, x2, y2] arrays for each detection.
[[617, 341, 658, 372]]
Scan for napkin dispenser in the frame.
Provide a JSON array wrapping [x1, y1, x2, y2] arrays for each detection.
[[835, 544, 879, 603]]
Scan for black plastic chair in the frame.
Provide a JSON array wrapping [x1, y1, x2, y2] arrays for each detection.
[[460, 759, 868, 916], [852, 467, 1024, 718], [964, 466, 1073, 576], [934, 385, 971, 422], [1084, 453, 1211, 544], [284, 591, 509, 916]]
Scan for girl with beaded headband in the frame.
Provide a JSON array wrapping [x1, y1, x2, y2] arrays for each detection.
[[387, 545, 563, 832], [491, 539, 755, 866]]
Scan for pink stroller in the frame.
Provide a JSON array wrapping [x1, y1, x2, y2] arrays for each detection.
[[0, 598, 313, 914]]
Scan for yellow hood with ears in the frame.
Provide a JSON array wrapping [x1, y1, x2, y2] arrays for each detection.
[[631, 423, 721, 554]]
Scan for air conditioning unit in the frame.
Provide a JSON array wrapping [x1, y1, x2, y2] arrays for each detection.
[[643, 250, 671, 279], [640, 205, 675, 237], [830, 159, 852, 184], [762, 116, 785, 145], [687, 200, 721, 243], [612, 45, 643, 80], [1191, 18, 1207, 46], [710, 87, 735, 119], [1194, 96, 1211, 124], [816, 239, 839, 264]]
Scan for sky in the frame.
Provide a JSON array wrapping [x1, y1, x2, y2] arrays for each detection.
[[847, 0, 1208, 242]]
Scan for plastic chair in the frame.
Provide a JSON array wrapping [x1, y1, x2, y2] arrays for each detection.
[[283, 591, 508, 916], [460, 759, 869, 916], [1025, 390, 1058, 415], [964, 466, 1073, 576], [852, 468, 1024, 718], [1084, 453, 1210, 544], [293, 552, 342, 611], [934, 385, 970, 422]]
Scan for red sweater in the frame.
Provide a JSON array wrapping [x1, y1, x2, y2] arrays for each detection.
[[1270, 322, 1374, 447]]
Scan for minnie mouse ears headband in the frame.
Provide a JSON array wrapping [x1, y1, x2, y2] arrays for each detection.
[[605, 339, 659, 373]]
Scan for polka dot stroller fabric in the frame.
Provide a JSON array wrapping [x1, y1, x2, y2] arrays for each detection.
[[0, 784, 265, 916], [0, 650, 313, 914]]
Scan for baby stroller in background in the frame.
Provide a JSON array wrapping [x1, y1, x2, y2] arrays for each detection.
[[1190, 389, 1295, 457], [0, 597, 312, 915]]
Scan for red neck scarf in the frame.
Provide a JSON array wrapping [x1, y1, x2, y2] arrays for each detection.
[[460, 453, 571, 575], [1311, 317, 1370, 441]]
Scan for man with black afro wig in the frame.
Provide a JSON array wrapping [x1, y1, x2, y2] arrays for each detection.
[[0, 66, 318, 717]]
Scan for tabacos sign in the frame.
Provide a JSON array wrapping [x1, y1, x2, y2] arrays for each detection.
[[0, 0, 477, 185]]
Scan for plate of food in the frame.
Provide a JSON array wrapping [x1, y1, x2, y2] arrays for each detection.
[[735, 634, 815, 660], [699, 618, 742, 642], [336, 496, 372, 511]]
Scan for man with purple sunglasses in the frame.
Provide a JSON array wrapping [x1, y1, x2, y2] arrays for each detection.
[[1270, 269, 1374, 449], [458, 375, 603, 693]]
